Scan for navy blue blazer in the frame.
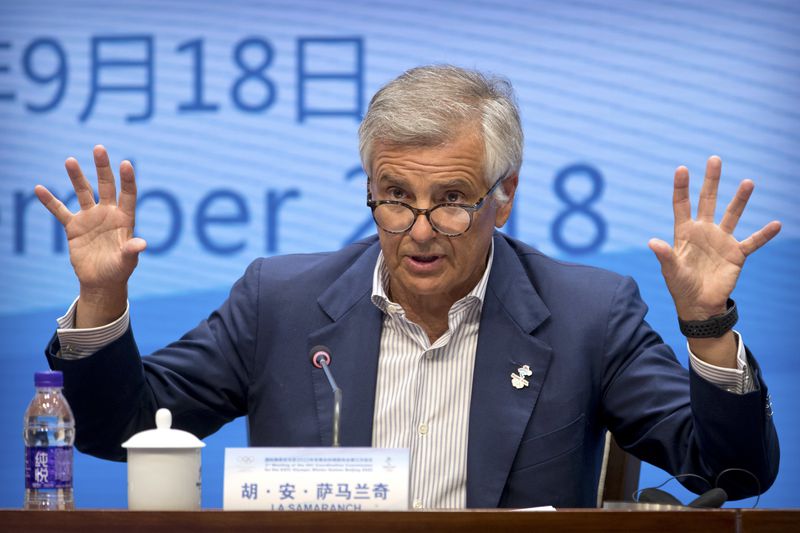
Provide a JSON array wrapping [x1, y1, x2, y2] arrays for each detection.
[[47, 233, 779, 508]]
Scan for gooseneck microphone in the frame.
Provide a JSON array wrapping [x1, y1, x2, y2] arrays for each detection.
[[636, 488, 683, 506], [634, 473, 734, 509], [309, 345, 342, 447], [688, 487, 728, 508]]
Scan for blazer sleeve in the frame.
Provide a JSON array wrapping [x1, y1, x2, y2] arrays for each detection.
[[599, 276, 779, 499], [45, 259, 262, 461]]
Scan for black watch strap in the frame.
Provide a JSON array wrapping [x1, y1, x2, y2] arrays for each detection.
[[678, 298, 738, 338]]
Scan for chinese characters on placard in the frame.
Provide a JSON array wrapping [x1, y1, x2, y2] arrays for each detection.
[[239, 481, 390, 509]]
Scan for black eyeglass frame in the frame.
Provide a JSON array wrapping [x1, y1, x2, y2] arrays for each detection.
[[366, 176, 506, 237]]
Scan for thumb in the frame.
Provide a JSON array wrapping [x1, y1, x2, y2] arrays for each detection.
[[648, 238, 677, 273], [122, 237, 147, 256]]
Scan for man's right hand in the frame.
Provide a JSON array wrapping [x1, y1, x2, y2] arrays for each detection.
[[35, 145, 146, 328]]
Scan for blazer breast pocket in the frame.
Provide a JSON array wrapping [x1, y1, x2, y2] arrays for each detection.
[[510, 413, 587, 473]]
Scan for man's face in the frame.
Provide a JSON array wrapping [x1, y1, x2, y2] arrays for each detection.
[[369, 133, 516, 309]]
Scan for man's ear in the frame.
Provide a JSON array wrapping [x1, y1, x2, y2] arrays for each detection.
[[495, 174, 519, 228]]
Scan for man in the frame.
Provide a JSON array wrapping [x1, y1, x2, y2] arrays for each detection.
[[37, 66, 780, 508]]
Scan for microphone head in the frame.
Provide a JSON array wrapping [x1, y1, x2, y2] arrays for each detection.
[[688, 487, 728, 508], [310, 345, 332, 368], [637, 487, 683, 506]]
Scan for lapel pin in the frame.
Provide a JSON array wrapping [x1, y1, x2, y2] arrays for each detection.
[[511, 365, 532, 389]]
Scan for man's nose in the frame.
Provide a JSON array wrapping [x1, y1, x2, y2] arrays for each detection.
[[408, 211, 436, 242]]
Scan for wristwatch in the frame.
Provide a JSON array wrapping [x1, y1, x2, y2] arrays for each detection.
[[678, 299, 738, 338]]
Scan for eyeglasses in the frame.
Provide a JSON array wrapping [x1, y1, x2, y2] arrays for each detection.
[[366, 177, 505, 237]]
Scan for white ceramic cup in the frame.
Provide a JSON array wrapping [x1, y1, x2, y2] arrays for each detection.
[[122, 409, 205, 510]]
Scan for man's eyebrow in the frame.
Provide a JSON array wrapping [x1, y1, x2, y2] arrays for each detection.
[[373, 175, 477, 193], [432, 178, 474, 190], [374, 174, 407, 186]]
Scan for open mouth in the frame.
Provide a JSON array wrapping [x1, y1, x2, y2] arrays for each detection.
[[405, 255, 443, 272], [411, 255, 439, 263]]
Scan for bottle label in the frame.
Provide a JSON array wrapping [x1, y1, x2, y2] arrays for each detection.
[[25, 446, 73, 489]]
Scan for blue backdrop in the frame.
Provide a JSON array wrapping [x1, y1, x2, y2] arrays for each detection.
[[1, 0, 797, 508]]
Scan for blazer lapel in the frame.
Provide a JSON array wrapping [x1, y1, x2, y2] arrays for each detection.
[[466, 234, 553, 508], [308, 240, 383, 447]]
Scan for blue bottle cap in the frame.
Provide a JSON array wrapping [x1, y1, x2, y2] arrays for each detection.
[[34, 371, 63, 388]]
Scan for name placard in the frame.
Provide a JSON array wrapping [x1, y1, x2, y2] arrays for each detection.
[[223, 447, 409, 511]]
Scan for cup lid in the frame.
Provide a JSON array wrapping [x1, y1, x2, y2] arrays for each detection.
[[122, 408, 206, 449]]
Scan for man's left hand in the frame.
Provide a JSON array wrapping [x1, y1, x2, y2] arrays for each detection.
[[648, 156, 781, 366]]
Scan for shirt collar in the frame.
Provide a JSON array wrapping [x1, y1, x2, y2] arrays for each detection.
[[371, 239, 495, 315]]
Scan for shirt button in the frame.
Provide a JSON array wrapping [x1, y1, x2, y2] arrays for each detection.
[[413, 499, 423, 509], [418, 423, 428, 435]]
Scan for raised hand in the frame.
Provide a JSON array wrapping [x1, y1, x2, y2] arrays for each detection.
[[648, 156, 781, 366], [35, 145, 146, 327]]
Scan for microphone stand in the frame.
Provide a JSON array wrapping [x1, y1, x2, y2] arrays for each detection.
[[319, 361, 342, 447]]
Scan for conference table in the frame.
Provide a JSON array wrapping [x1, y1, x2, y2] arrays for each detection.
[[2, 508, 798, 532]]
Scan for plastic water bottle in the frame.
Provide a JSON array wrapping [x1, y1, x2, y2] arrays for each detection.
[[23, 371, 75, 510]]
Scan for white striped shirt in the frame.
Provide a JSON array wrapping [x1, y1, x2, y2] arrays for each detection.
[[370, 244, 494, 510], [56, 298, 130, 359], [687, 332, 753, 394]]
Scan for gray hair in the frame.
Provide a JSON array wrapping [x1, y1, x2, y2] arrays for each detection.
[[358, 65, 523, 202]]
